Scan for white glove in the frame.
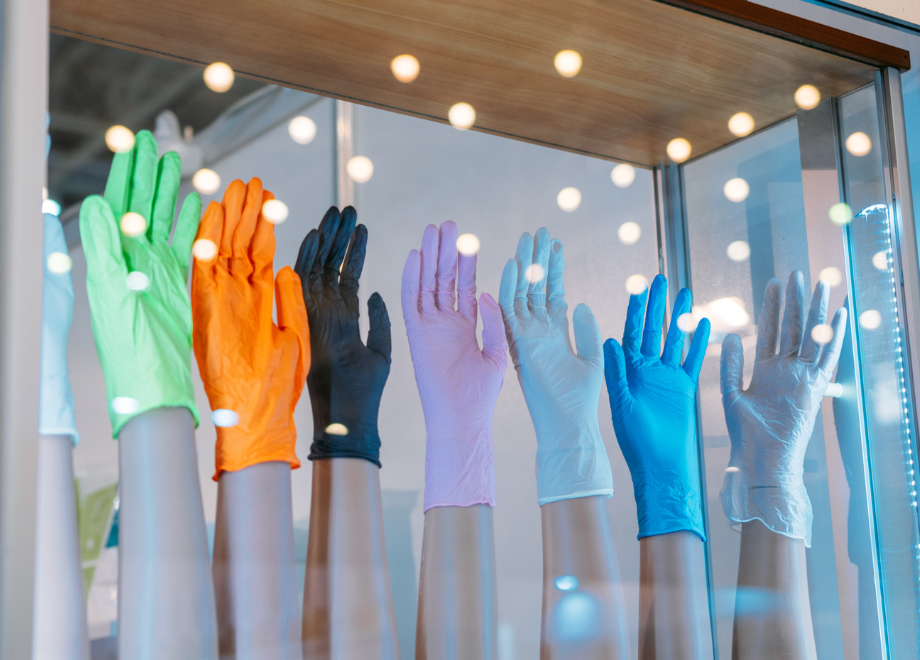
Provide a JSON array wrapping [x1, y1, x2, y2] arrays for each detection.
[[499, 228, 612, 506], [720, 272, 846, 546], [39, 213, 79, 443]]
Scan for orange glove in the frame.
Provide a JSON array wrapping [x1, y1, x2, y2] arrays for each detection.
[[192, 177, 309, 479]]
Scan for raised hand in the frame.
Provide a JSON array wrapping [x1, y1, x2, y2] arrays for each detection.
[[498, 228, 612, 505], [604, 275, 711, 540], [295, 206, 391, 467], [720, 272, 847, 546], [401, 221, 506, 511], [79, 130, 201, 435]]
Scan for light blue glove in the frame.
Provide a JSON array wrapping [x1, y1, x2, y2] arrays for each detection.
[[39, 213, 79, 444], [604, 275, 710, 540], [499, 228, 613, 506]]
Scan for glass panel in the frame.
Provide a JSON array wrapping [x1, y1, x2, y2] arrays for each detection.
[[838, 83, 920, 660]]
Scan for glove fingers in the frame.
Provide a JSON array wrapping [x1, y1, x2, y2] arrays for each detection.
[[172, 192, 202, 281], [418, 223, 439, 313], [43, 214, 74, 301], [720, 332, 744, 401], [367, 292, 392, 364], [546, 239, 566, 318], [436, 221, 458, 312], [325, 206, 356, 293], [799, 280, 829, 363], [683, 317, 711, 382], [662, 287, 691, 365], [528, 227, 551, 314], [193, 201, 223, 282], [340, 224, 367, 314], [295, 229, 321, 303], [499, 258, 522, 339], [230, 178, 263, 279], [755, 277, 783, 360], [401, 249, 422, 326], [480, 293, 507, 369], [573, 303, 602, 368], [80, 196, 127, 281], [640, 274, 667, 357], [103, 146, 135, 217], [457, 246, 477, 323], [127, 131, 158, 223], [818, 306, 848, 375], [275, 267, 309, 352], [218, 180, 246, 260], [150, 151, 181, 243], [778, 270, 805, 356], [514, 232, 533, 321], [250, 190, 276, 277], [310, 206, 341, 297], [623, 285, 648, 353]]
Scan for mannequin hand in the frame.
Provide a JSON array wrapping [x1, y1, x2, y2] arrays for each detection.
[[295, 206, 391, 467], [192, 178, 309, 479], [79, 130, 201, 436], [498, 228, 612, 505], [720, 272, 846, 547], [39, 213, 79, 443], [401, 221, 506, 511], [604, 275, 710, 540]]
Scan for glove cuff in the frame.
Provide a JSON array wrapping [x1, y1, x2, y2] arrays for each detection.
[[213, 426, 301, 480], [308, 423, 382, 467], [632, 469, 705, 542], [720, 469, 813, 547], [536, 422, 614, 506], [423, 429, 495, 512]]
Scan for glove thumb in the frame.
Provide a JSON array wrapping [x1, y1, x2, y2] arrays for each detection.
[[603, 338, 631, 416], [720, 333, 744, 404], [367, 292, 392, 364], [479, 293, 507, 370], [573, 303, 602, 368]]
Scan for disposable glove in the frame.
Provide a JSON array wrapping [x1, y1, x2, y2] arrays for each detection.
[[604, 275, 711, 541], [80, 130, 201, 436], [720, 272, 847, 547], [192, 178, 309, 479], [295, 206, 391, 467], [39, 213, 79, 443], [499, 228, 612, 506], [401, 221, 507, 511]]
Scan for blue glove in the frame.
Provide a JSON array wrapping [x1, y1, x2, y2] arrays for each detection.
[[603, 275, 710, 540], [39, 213, 79, 443]]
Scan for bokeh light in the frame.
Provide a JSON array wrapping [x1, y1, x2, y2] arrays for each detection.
[[726, 240, 750, 262], [667, 138, 692, 163], [829, 202, 854, 226], [204, 62, 235, 93], [554, 50, 582, 77], [390, 54, 420, 83], [677, 312, 698, 332], [525, 264, 545, 284], [625, 274, 649, 295], [550, 592, 600, 643], [105, 125, 135, 153], [872, 250, 889, 271], [193, 168, 221, 195], [347, 156, 374, 183], [728, 112, 755, 137], [212, 409, 239, 427], [611, 164, 636, 188], [819, 266, 842, 287], [120, 212, 147, 237], [47, 252, 72, 274], [723, 178, 750, 202], [554, 575, 579, 591], [456, 233, 480, 256], [262, 199, 289, 224], [846, 131, 872, 157], [126, 271, 149, 291], [448, 103, 476, 130], [811, 324, 834, 344], [288, 116, 317, 144], [618, 222, 641, 245], [795, 85, 821, 110], [326, 423, 349, 435], [859, 309, 881, 330], [112, 397, 139, 415], [556, 187, 581, 212], [42, 199, 61, 216], [193, 239, 218, 261]]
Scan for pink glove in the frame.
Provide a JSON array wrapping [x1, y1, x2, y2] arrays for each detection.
[[401, 221, 507, 512]]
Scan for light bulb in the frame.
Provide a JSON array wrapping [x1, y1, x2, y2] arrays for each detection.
[[193, 168, 221, 195], [728, 112, 755, 137], [723, 178, 750, 202], [105, 125, 135, 153], [554, 50, 582, 77], [795, 85, 821, 110], [611, 164, 635, 188], [288, 116, 317, 144], [390, 54, 420, 83], [448, 103, 476, 130], [556, 187, 581, 212], [667, 138, 691, 163], [347, 156, 374, 183]]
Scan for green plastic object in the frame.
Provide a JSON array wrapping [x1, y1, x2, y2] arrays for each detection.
[[80, 130, 202, 436]]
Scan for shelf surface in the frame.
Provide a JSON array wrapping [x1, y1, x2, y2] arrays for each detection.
[[50, 0, 909, 166]]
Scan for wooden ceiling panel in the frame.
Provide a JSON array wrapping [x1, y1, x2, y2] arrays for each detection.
[[50, 0, 905, 167]]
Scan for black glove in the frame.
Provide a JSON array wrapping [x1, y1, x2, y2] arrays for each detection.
[[295, 206, 391, 466]]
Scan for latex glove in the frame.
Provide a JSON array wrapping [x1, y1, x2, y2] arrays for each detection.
[[720, 272, 847, 547], [401, 221, 507, 511], [499, 228, 612, 505], [192, 178, 309, 479], [604, 275, 711, 540], [39, 213, 79, 443], [80, 130, 201, 436], [295, 206, 391, 466]]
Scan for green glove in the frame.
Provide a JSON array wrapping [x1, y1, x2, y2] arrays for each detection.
[[80, 130, 202, 436]]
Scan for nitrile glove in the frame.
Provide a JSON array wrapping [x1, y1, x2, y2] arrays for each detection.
[[295, 206, 391, 467], [192, 178, 310, 479], [499, 228, 612, 506], [604, 275, 711, 541], [80, 130, 201, 436], [401, 221, 507, 512], [39, 213, 79, 443], [720, 272, 847, 547]]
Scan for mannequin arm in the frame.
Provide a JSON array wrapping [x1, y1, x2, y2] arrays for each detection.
[[117, 407, 217, 660], [416, 505, 497, 659], [302, 458, 399, 660], [733, 520, 815, 660], [540, 495, 628, 660], [213, 461, 300, 660], [33, 434, 89, 660], [639, 532, 712, 659]]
